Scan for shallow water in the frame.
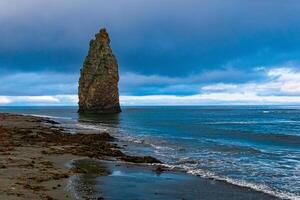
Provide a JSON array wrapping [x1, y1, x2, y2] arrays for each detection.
[[70, 160, 278, 200], [1, 106, 300, 199]]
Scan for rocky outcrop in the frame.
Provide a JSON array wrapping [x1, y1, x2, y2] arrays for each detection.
[[78, 28, 121, 114]]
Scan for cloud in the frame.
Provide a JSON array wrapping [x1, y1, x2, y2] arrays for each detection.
[[121, 94, 300, 106], [108, 65, 300, 105], [120, 67, 265, 95], [0, 95, 77, 106], [1, 65, 300, 106], [123, 66, 300, 105], [2, 92, 300, 106], [1, 66, 299, 106], [202, 66, 300, 96], [0, 72, 78, 96], [2, 0, 300, 105], [120, 65, 300, 104], [0, 96, 11, 104], [0, 67, 262, 96], [121, 67, 262, 86], [1, 0, 300, 76], [0, 65, 299, 106], [267, 67, 300, 94]]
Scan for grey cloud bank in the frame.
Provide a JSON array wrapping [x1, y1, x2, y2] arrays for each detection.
[[1, 0, 300, 104]]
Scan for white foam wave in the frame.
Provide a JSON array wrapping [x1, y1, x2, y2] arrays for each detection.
[[122, 135, 175, 151], [159, 163, 299, 200], [25, 114, 72, 120], [150, 144, 175, 151], [66, 175, 81, 200], [76, 123, 108, 132], [205, 121, 261, 124], [123, 135, 145, 143], [205, 120, 299, 125]]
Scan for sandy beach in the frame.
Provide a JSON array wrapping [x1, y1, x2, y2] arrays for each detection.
[[0, 113, 159, 200]]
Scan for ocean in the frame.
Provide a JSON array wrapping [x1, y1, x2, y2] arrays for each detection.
[[1, 106, 299, 199]]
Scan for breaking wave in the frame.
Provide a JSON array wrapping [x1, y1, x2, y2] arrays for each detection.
[[160, 163, 300, 200]]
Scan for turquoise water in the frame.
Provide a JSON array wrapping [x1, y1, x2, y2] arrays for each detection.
[[1, 106, 300, 199]]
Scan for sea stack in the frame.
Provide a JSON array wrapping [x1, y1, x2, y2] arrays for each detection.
[[78, 28, 121, 114]]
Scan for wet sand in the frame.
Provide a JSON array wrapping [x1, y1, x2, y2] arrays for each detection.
[[71, 160, 280, 200], [0, 113, 281, 200], [0, 113, 159, 200]]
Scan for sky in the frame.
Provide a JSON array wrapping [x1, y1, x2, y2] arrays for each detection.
[[1, 0, 300, 105]]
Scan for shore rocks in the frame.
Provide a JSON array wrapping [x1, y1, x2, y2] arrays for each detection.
[[121, 155, 162, 164], [78, 28, 121, 114], [71, 159, 111, 176], [0, 114, 162, 164]]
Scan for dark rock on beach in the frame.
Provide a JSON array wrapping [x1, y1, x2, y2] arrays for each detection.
[[71, 159, 111, 176], [121, 155, 162, 164], [78, 28, 121, 114]]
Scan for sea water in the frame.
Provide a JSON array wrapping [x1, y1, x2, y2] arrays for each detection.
[[1, 106, 299, 199]]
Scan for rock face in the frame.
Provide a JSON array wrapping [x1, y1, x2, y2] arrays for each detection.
[[78, 28, 121, 114]]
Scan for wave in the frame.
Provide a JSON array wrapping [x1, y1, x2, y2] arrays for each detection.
[[121, 134, 300, 200], [204, 120, 299, 125], [159, 163, 299, 200], [28, 111, 298, 199], [262, 110, 271, 113], [76, 123, 106, 131], [121, 135, 176, 151], [24, 114, 73, 120]]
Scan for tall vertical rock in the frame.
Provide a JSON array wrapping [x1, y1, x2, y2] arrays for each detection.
[[78, 28, 121, 114]]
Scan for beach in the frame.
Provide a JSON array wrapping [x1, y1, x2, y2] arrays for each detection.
[[0, 112, 282, 200], [0, 113, 159, 200]]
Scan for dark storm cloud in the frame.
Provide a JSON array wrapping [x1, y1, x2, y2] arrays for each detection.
[[1, 0, 300, 96]]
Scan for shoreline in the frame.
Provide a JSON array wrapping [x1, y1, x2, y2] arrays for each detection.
[[0, 113, 283, 200], [0, 113, 160, 200]]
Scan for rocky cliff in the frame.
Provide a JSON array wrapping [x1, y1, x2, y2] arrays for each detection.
[[78, 28, 121, 114]]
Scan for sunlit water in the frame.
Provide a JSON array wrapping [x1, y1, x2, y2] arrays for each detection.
[[1, 106, 300, 199]]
